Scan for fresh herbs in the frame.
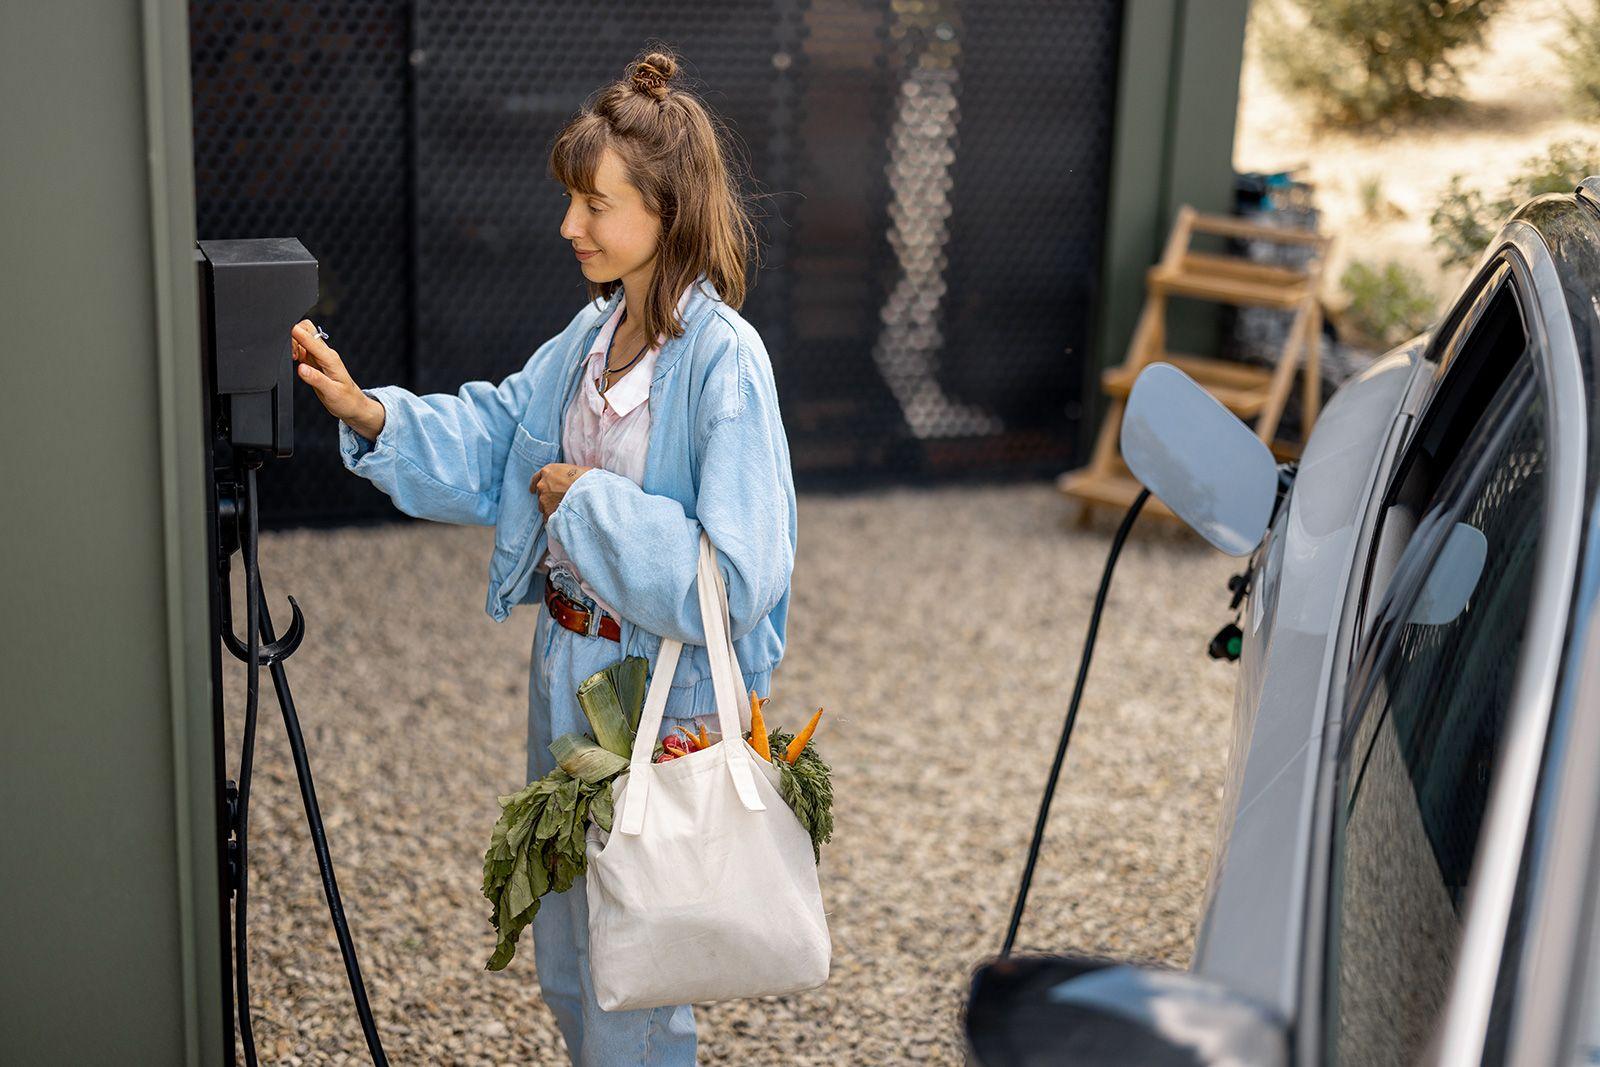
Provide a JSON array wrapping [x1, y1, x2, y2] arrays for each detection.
[[762, 726, 834, 864], [741, 690, 833, 861]]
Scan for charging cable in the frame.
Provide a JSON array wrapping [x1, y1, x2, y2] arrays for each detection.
[[1000, 486, 1150, 956], [226, 461, 389, 1066], [1001, 460, 1298, 955]]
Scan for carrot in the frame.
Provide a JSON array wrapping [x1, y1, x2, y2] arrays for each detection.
[[784, 707, 824, 764], [675, 724, 704, 750], [697, 719, 710, 749], [748, 688, 772, 761]]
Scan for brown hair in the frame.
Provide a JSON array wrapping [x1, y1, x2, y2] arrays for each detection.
[[550, 46, 760, 345]]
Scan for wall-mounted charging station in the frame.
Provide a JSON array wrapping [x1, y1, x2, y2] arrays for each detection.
[[196, 238, 389, 1066]]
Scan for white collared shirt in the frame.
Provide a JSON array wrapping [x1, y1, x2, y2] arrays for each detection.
[[539, 285, 693, 620]]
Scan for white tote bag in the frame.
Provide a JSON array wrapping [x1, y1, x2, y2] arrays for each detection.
[[584, 530, 831, 1012]]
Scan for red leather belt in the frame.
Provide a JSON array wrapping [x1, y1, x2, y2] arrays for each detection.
[[544, 578, 622, 642]]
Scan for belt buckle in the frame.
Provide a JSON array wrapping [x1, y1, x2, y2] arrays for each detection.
[[549, 563, 604, 637]]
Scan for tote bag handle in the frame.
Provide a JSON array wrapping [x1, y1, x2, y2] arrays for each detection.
[[616, 531, 765, 836]]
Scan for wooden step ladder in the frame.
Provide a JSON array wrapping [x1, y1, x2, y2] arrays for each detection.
[[1059, 204, 1333, 527]]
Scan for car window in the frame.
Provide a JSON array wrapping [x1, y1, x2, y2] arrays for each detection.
[[1324, 348, 1547, 1066], [1354, 276, 1528, 640]]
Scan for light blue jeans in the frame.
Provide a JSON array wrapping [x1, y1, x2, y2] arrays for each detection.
[[526, 601, 698, 1067]]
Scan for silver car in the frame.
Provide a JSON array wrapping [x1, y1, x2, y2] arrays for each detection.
[[964, 177, 1600, 1066]]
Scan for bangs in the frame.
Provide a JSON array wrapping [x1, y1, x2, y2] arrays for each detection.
[[550, 116, 609, 196]]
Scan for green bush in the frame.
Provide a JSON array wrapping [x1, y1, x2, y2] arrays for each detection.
[[1556, 0, 1600, 115], [1429, 139, 1600, 267], [1256, 0, 1504, 126], [1339, 259, 1439, 348]]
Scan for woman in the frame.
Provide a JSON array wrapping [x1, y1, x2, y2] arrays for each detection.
[[290, 47, 796, 1067]]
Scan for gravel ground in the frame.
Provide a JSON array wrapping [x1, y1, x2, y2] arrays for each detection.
[[224, 481, 1242, 1065]]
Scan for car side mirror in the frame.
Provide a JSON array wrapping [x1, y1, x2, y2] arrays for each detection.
[[1406, 521, 1487, 626], [963, 955, 1287, 1066], [1121, 363, 1279, 556]]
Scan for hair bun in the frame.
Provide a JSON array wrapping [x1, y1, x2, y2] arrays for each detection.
[[629, 51, 676, 100]]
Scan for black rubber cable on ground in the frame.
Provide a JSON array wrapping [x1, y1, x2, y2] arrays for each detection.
[[1000, 486, 1150, 958], [232, 463, 390, 1065]]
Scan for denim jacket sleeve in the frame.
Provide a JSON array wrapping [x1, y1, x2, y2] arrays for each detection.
[[337, 327, 572, 525], [544, 323, 794, 645]]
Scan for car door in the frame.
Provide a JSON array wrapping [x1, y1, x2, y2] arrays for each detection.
[[1311, 216, 1589, 1065], [1318, 263, 1551, 1066]]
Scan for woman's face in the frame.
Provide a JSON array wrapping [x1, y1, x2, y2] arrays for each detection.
[[560, 145, 662, 289]]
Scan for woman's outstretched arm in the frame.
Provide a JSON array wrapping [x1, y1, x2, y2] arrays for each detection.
[[337, 307, 597, 525], [339, 373, 535, 526]]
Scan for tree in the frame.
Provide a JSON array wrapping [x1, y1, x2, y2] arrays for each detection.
[[1257, 0, 1504, 127]]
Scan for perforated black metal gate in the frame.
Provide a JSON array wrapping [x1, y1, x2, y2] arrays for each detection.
[[191, 0, 1122, 526]]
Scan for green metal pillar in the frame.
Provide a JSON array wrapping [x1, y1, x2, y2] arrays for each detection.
[[0, 0, 221, 1062], [1085, 0, 1251, 457]]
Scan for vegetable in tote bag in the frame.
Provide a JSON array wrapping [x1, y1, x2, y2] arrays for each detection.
[[584, 530, 831, 1012]]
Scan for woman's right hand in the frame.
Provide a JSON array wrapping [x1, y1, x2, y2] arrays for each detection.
[[290, 319, 386, 441]]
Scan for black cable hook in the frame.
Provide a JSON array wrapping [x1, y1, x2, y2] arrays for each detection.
[[217, 464, 305, 667], [221, 572, 306, 666]]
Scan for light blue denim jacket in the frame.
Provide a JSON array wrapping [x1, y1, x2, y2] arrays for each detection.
[[337, 275, 797, 717]]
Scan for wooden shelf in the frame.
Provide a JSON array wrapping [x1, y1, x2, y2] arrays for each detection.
[[1102, 353, 1275, 419], [1187, 211, 1330, 246], [1179, 251, 1311, 289], [1146, 262, 1310, 310], [1059, 203, 1331, 532]]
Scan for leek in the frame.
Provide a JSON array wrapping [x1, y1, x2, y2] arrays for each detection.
[[576, 669, 634, 757], [551, 732, 629, 784], [610, 656, 648, 735]]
